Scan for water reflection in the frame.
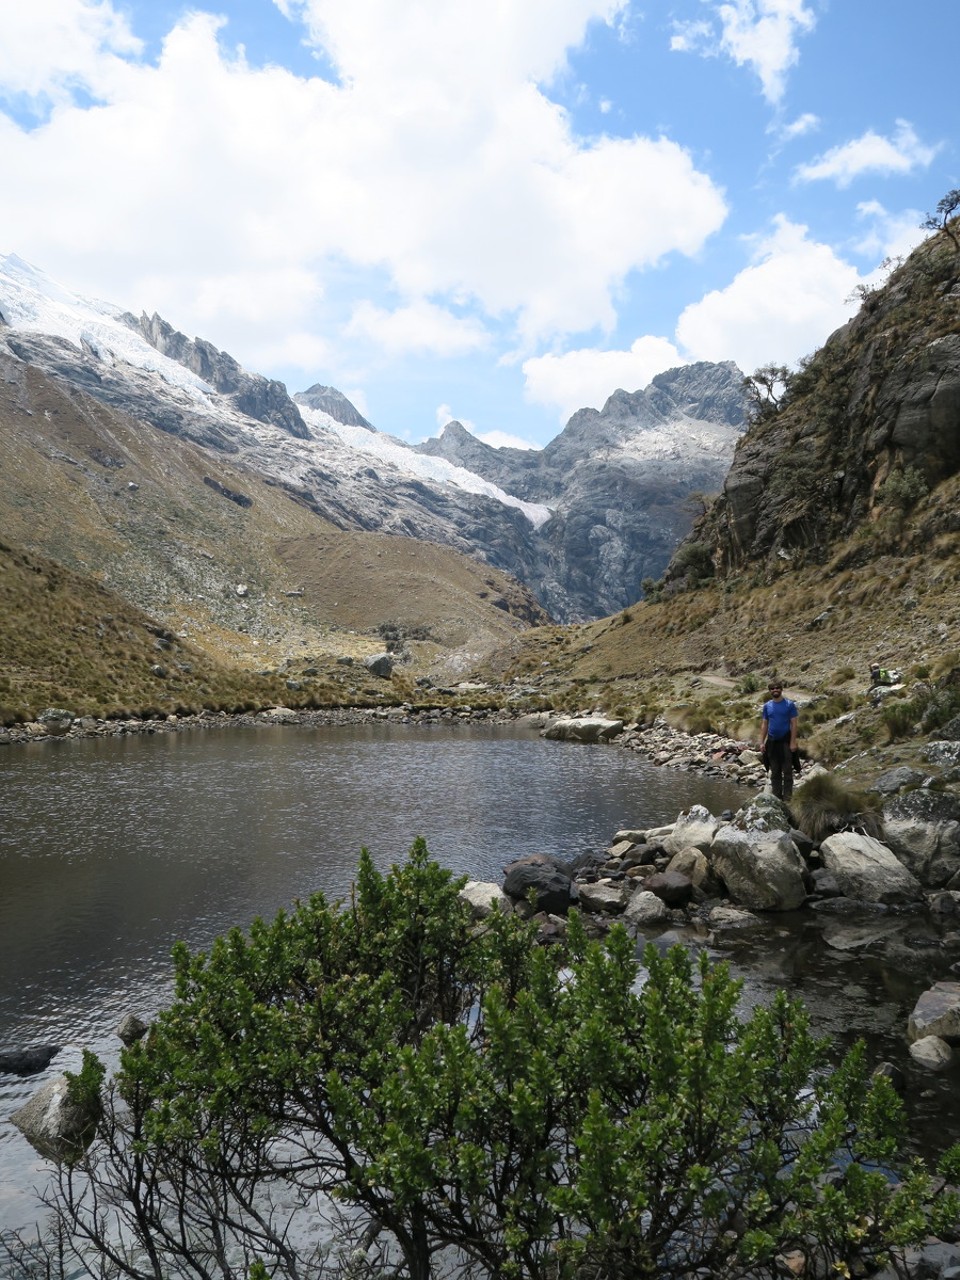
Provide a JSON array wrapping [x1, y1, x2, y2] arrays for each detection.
[[1, 721, 957, 1230]]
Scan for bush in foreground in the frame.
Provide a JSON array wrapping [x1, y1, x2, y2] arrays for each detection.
[[4, 841, 958, 1280]]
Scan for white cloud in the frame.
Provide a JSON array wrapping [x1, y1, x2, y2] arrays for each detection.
[[346, 301, 490, 358], [795, 120, 940, 188], [672, 0, 816, 104], [675, 215, 860, 372], [475, 429, 541, 451], [669, 20, 713, 53], [0, 0, 728, 378], [522, 336, 684, 423], [775, 111, 819, 142], [0, 0, 142, 112], [851, 201, 926, 270]]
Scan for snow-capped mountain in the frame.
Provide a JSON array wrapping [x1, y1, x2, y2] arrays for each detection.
[[0, 254, 746, 621]]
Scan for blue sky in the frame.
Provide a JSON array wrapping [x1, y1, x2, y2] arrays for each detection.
[[1, 1, 957, 448]]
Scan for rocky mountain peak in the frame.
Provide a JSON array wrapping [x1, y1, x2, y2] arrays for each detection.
[[124, 311, 311, 440], [293, 384, 374, 430]]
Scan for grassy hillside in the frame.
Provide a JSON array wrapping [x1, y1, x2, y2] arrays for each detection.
[[0, 357, 548, 714]]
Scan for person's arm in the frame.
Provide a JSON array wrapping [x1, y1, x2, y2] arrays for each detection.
[[789, 713, 798, 750], [760, 706, 768, 747]]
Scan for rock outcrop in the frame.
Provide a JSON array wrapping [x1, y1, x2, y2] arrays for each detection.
[[676, 227, 960, 579], [420, 362, 747, 618]]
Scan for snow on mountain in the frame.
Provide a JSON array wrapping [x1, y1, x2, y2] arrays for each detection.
[[296, 404, 553, 529], [0, 254, 216, 403], [0, 253, 550, 527]]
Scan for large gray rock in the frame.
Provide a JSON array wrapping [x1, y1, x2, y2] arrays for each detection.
[[820, 832, 923, 903], [0, 1044, 60, 1075], [733, 794, 794, 834], [542, 716, 623, 744], [364, 653, 394, 679], [662, 805, 720, 855], [460, 881, 511, 919], [709, 826, 807, 911], [908, 1035, 954, 1071], [502, 860, 576, 916], [11, 1075, 98, 1160], [623, 889, 671, 928], [577, 882, 627, 914], [882, 789, 960, 888], [665, 847, 723, 896], [907, 980, 960, 1043], [708, 905, 762, 930]]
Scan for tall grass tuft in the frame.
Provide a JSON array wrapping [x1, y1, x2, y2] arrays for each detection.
[[792, 772, 884, 843]]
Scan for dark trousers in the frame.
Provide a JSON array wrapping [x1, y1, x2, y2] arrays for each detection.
[[768, 737, 793, 801]]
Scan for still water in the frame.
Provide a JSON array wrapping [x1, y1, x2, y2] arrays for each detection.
[[0, 719, 746, 1231], [1, 721, 958, 1237]]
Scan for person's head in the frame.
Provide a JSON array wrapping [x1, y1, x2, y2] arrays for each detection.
[[768, 681, 783, 699]]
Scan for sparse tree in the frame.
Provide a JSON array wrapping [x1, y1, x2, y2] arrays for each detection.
[[742, 364, 793, 424], [684, 490, 717, 518], [921, 188, 960, 252]]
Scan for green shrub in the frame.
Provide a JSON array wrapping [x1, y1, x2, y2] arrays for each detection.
[[882, 700, 918, 741], [807, 691, 854, 725], [880, 464, 929, 511], [21, 842, 957, 1280]]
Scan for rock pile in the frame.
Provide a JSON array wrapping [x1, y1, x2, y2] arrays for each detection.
[[461, 786, 960, 1072]]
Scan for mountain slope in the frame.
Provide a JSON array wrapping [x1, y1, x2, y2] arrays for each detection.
[[419, 361, 747, 617], [0, 254, 745, 622], [474, 219, 960, 782], [682, 232, 960, 578], [0, 347, 549, 696]]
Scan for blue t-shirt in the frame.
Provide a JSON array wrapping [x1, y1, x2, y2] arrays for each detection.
[[763, 697, 797, 741]]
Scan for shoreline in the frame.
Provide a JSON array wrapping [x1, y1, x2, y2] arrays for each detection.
[[0, 702, 767, 790]]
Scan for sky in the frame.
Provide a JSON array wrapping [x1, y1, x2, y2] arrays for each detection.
[[0, 2, 957, 449]]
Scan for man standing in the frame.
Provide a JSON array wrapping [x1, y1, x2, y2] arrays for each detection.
[[760, 680, 799, 802]]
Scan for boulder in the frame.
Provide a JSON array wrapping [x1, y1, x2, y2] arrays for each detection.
[[923, 741, 960, 768], [662, 805, 720, 855], [908, 1035, 954, 1071], [869, 766, 928, 795], [819, 832, 923, 904], [642, 871, 693, 908], [11, 1075, 98, 1161], [577, 882, 627, 914], [364, 653, 394, 679], [907, 979, 960, 1043], [882, 789, 960, 888], [665, 847, 723, 896], [709, 827, 807, 911], [929, 890, 960, 916], [502, 861, 576, 916], [0, 1044, 60, 1075], [460, 881, 511, 920], [708, 905, 761, 930], [542, 716, 624, 744], [733, 794, 794, 834], [38, 708, 74, 736], [623, 889, 670, 928]]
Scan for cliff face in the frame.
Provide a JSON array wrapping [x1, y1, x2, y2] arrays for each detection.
[[420, 362, 747, 617], [691, 229, 960, 579]]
